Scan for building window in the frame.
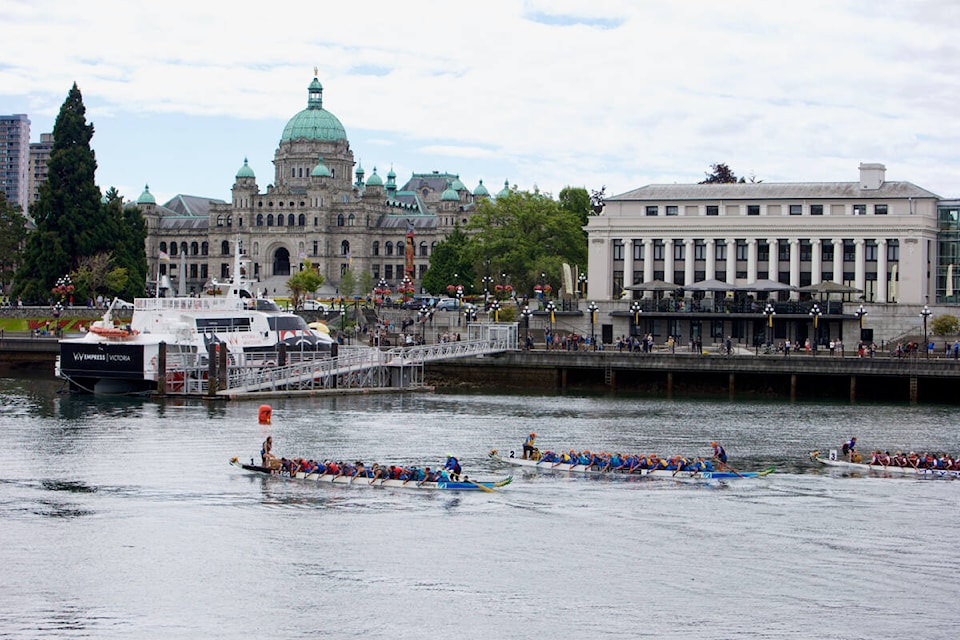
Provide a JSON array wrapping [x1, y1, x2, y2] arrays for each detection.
[[653, 240, 665, 261], [372, 241, 380, 256], [385, 265, 393, 280], [267, 214, 274, 226], [298, 214, 305, 226], [337, 214, 344, 227], [715, 242, 726, 261], [221, 241, 229, 256], [613, 240, 624, 261], [843, 240, 856, 262], [865, 241, 878, 261], [810, 204, 824, 216], [341, 240, 350, 256], [170, 243, 178, 257], [633, 241, 643, 261], [887, 240, 899, 262], [191, 242, 199, 256], [853, 204, 866, 216], [735, 240, 748, 261], [420, 242, 428, 257], [312, 240, 318, 255], [277, 214, 284, 227], [216, 214, 224, 226], [645, 206, 658, 216], [799, 240, 812, 262], [706, 205, 719, 216], [789, 204, 802, 216], [200, 264, 208, 279], [348, 214, 355, 226], [673, 240, 684, 261], [385, 241, 393, 256], [373, 265, 380, 279], [747, 205, 760, 216], [874, 204, 888, 215], [666, 205, 678, 216], [778, 241, 790, 261], [758, 241, 769, 262], [822, 242, 834, 261], [288, 214, 295, 226], [201, 242, 208, 256], [694, 241, 706, 261], [256, 214, 263, 226]]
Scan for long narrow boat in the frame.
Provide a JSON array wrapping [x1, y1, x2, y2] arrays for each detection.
[[810, 452, 960, 479], [489, 452, 774, 480], [230, 458, 512, 491]]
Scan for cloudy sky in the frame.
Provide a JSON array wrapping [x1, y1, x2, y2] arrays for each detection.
[[3, 0, 959, 206]]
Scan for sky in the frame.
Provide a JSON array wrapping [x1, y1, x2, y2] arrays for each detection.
[[3, 0, 960, 207]]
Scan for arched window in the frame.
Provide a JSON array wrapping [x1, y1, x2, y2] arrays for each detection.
[[348, 214, 355, 226], [298, 214, 306, 226], [267, 214, 274, 226], [159, 242, 167, 254], [201, 242, 208, 256], [337, 214, 344, 227], [225, 215, 232, 227], [216, 214, 224, 226], [277, 214, 284, 227], [221, 241, 230, 255], [180, 242, 188, 255], [420, 242, 428, 257], [291, 168, 296, 178], [287, 214, 295, 226], [256, 214, 263, 227], [372, 241, 380, 256], [341, 240, 350, 256], [190, 242, 199, 256], [170, 243, 178, 256], [385, 241, 393, 256]]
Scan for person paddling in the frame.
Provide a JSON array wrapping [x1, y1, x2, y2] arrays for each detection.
[[261, 436, 276, 467], [522, 432, 537, 460], [444, 454, 462, 481], [711, 441, 727, 464]]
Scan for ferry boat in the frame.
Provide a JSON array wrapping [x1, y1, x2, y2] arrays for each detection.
[[56, 247, 334, 394]]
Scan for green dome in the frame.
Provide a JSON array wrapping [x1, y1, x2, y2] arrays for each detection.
[[451, 175, 466, 191], [280, 77, 347, 143], [387, 166, 396, 179], [137, 184, 156, 205], [473, 179, 490, 197], [366, 166, 383, 187], [496, 179, 510, 198], [311, 156, 332, 178], [441, 180, 460, 201], [236, 157, 255, 179]]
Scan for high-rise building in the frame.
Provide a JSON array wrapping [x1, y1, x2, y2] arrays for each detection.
[[0, 114, 31, 213], [29, 132, 54, 212]]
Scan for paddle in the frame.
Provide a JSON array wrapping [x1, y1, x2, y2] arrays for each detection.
[[714, 457, 746, 478], [465, 478, 496, 493]]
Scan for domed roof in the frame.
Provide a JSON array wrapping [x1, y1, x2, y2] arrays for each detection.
[[473, 179, 490, 197], [366, 166, 383, 187], [387, 166, 396, 179], [451, 175, 466, 191], [497, 179, 511, 198], [137, 184, 156, 205], [311, 156, 332, 178], [441, 180, 460, 201], [236, 157, 255, 179], [281, 76, 347, 143]]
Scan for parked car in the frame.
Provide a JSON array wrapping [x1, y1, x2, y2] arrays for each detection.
[[299, 300, 329, 312], [401, 296, 438, 310], [436, 298, 477, 312]]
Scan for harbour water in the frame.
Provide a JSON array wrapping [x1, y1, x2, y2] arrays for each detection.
[[1, 375, 959, 639]]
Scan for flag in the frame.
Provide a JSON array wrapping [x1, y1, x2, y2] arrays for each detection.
[[159, 250, 170, 262]]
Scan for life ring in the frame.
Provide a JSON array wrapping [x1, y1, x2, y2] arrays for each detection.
[[258, 404, 272, 425]]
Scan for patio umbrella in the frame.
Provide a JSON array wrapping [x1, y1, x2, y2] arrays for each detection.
[[308, 321, 330, 334], [623, 279, 681, 292], [683, 278, 736, 292], [797, 281, 863, 295], [738, 279, 797, 293]]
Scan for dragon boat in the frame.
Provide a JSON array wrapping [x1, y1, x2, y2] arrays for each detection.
[[810, 451, 960, 479], [230, 458, 512, 491], [488, 451, 774, 480]]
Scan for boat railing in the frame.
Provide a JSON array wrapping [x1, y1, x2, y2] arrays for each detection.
[[135, 297, 248, 312]]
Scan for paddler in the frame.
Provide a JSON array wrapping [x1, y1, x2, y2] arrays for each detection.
[[711, 441, 728, 464], [522, 432, 537, 459]]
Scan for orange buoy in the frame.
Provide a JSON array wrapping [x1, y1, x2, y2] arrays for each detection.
[[258, 404, 272, 425]]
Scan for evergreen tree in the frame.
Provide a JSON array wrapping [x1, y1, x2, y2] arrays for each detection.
[[0, 191, 28, 295], [14, 83, 109, 302]]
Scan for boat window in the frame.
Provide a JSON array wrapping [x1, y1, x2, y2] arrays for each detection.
[[196, 317, 252, 332], [268, 316, 310, 331]]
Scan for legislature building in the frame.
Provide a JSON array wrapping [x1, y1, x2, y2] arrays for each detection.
[[134, 74, 500, 297]]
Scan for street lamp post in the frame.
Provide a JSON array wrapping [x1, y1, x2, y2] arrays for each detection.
[[587, 301, 598, 350], [578, 273, 588, 300], [419, 304, 430, 343], [809, 303, 821, 355], [630, 300, 642, 340], [921, 304, 932, 358], [520, 306, 532, 350], [856, 304, 867, 342], [763, 302, 776, 350], [481, 275, 494, 306], [456, 284, 464, 326], [545, 300, 556, 349], [490, 300, 501, 323]]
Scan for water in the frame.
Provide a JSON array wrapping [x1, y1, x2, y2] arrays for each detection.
[[1, 376, 959, 639]]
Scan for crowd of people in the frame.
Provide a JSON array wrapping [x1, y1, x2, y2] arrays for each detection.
[[865, 450, 960, 470], [259, 439, 466, 483]]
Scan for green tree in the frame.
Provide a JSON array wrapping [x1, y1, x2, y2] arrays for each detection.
[[699, 163, 740, 184], [14, 83, 111, 302], [559, 186, 592, 228], [357, 271, 372, 299], [339, 266, 356, 298], [286, 261, 325, 309], [467, 190, 587, 299], [931, 314, 959, 336], [0, 191, 28, 294], [107, 190, 148, 300], [421, 226, 475, 295]]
